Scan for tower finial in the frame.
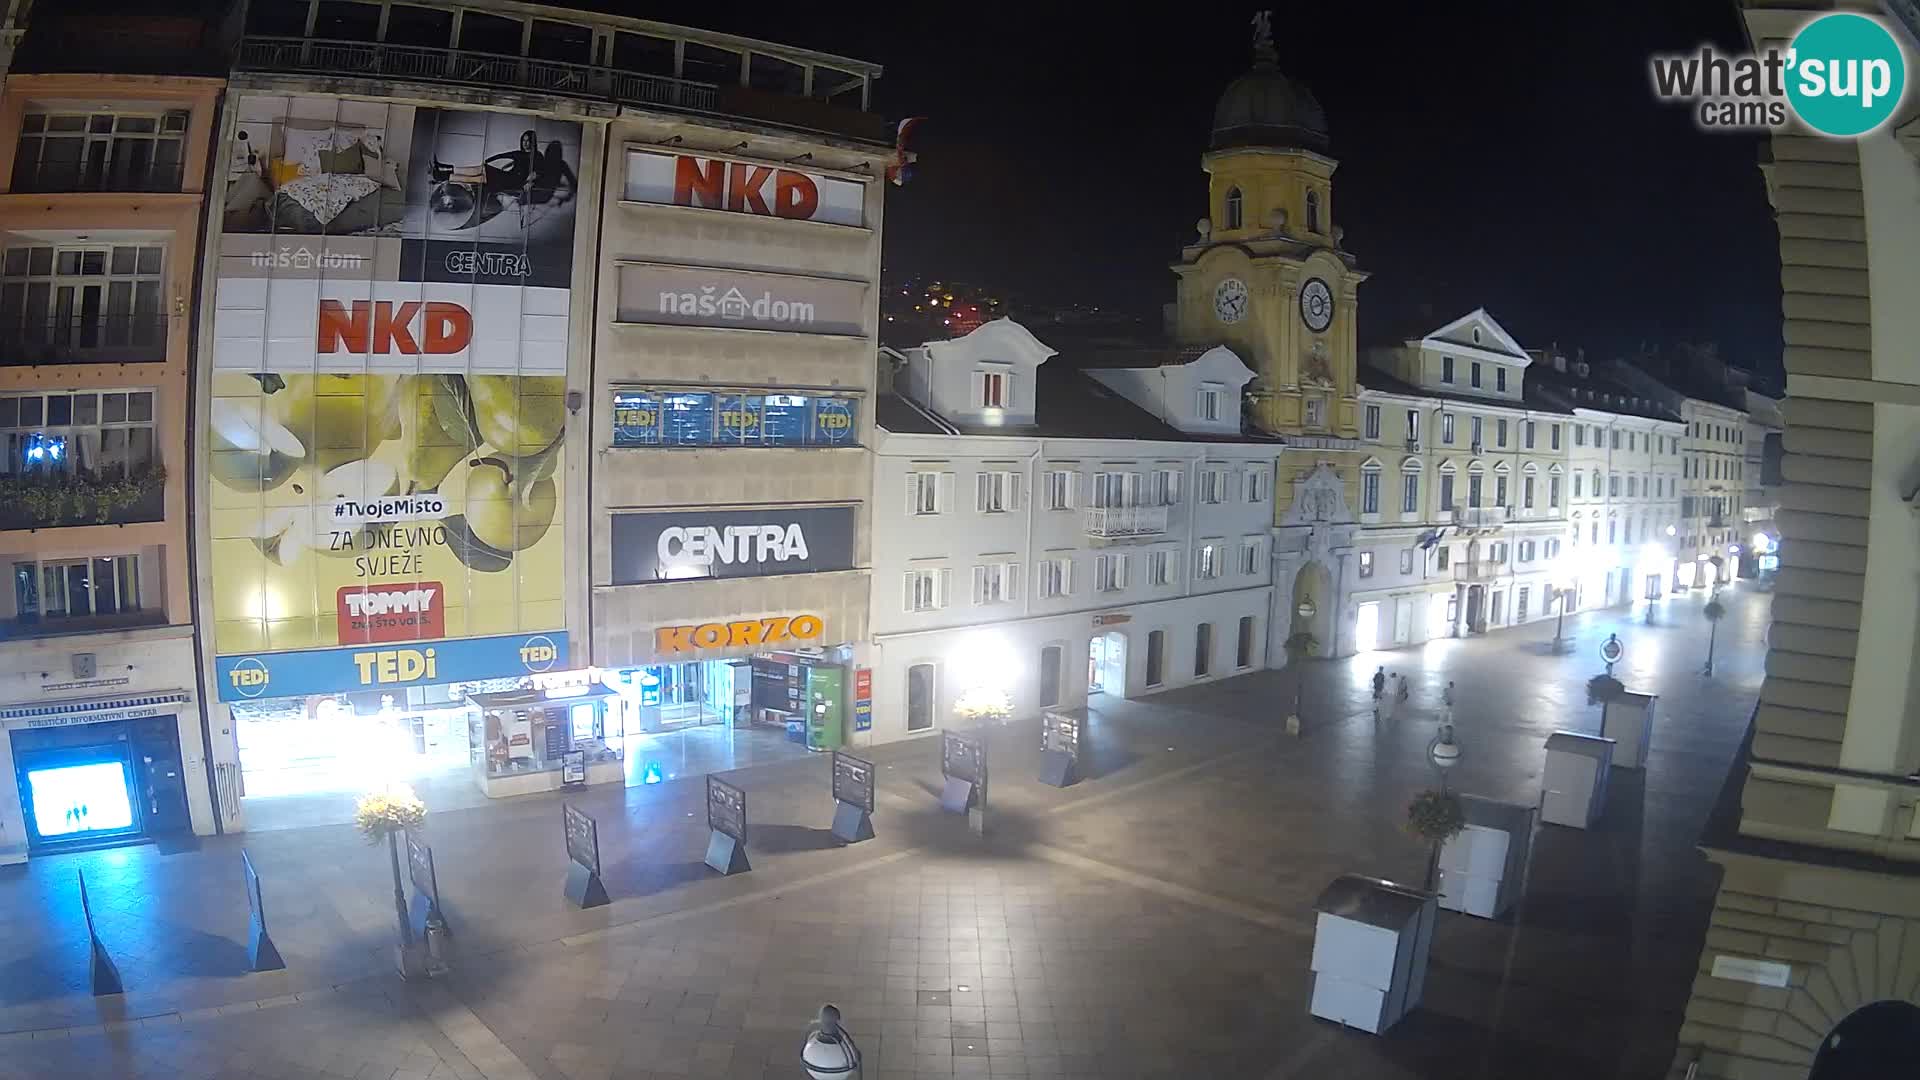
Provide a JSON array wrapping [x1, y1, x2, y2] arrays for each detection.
[[1250, 10, 1276, 65]]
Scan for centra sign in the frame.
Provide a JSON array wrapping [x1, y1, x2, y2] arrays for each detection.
[[611, 505, 855, 585]]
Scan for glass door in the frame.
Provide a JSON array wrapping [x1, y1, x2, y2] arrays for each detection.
[[14, 743, 142, 851]]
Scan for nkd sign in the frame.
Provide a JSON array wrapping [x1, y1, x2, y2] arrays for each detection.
[[610, 505, 855, 585], [625, 149, 866, 228], [616, 263, 867, 337]]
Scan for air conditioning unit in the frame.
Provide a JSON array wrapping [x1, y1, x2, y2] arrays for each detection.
[[1470, 441, 1484, 455], [1404, 438, 1421, 452]]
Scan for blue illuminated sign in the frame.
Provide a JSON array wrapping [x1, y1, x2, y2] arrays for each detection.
[[611, 389, 858, 448], [214, 631, 569, 702]]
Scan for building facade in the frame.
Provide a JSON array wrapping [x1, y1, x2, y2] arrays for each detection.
[[192, 0, 891, 826], [1672, 4, 1920, 1076], [1677, 396, 1749, 589], [1351, 310, 1572, 647], [868, 319, 1278, 742], [0, 9, 225, 861]]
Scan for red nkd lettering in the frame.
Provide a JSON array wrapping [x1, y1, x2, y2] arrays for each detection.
[[672, 155, 726, 209], [317, 301, 472, 355], [772, 170, 820, 219]]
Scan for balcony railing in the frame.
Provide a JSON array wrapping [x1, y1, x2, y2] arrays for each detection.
[[0, 316, 168, 365], [1453, 560, 1504, 583], [1448, 506, 1508, 528], [9, 156, 185, 195], [0, 474, 165, 531], [1085, 504, 1170, 540]]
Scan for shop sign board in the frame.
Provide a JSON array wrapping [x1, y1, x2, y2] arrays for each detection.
[[853, 667, 872, 733], [654, 615, 824, 657], [1092, 613, 1131, 627], [611, 506, 855, 585], [707, 776, 747, 842], [561, 750, 586, 785], [209, 94, 579, 664], [831, 750, 874, 813], [616, 262, 867, 336], [624, 149, 867, 227], [213, 631, 567, 702], [562, 803, 600, 876], [1042, 711, 1082, 761]]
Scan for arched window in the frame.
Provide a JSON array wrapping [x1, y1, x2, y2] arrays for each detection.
[[1224, 187, 1243, 230], [1305, 189, 1321, 233], [1400, 458, 1422, 515], [1359, 460, 1382, 516]]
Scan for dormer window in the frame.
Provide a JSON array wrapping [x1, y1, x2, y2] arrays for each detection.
[[1305, 189, 1321, 233], [1224, 187, 1243, 230], [1197, 382, 1225, 422], [976, 367, 1010, 409], [1441, 356, 1455, 383]]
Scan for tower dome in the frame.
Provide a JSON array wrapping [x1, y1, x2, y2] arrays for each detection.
[[1211, 14, 1329, 153]]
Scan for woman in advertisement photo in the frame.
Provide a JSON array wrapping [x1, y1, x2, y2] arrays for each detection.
[[428, 129, 577, 232]]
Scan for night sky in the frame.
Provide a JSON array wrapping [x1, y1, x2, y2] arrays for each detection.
[[672, 1, 1784, 379]]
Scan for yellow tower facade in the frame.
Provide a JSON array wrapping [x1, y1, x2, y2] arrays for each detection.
[[1171, 21, 1369, 524]]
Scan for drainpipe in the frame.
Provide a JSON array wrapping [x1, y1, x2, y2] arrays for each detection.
[[1020, 438, 1042, 619]]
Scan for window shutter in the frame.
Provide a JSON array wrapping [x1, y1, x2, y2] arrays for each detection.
[[975, 472, 990, 512], [1062, 558, 1073, 595], [903, 571, 917, 612], [906, 473, 922, 515], [938, 472, 954, 512], [972, 373, 985, 409], [938, 568, 952, 608], [1065, 472, 1078, 509], [972, 565, 987, 605], [1168, 470, 1181, 504], [1005, 562, 1020, 601], [1003, 373, 1014, 408], [1006, 471, 1022, 510]]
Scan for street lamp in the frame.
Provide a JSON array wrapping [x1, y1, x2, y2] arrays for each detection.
[[1296, 598, 1317, 621], [1427, 723, 1461, 794], [802, 1004, 862, 1080]]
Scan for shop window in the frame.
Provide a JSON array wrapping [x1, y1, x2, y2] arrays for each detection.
[[611, 389, 857, 448], [907, 664, 936, 731], [1236, 616, 1255, 669], [245, 1, 308, 35]]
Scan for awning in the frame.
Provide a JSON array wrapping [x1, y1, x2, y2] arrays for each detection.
[[0, 691, 192, 729]]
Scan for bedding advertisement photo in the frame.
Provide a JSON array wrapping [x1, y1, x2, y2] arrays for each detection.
[[208, 94, 579, 661]]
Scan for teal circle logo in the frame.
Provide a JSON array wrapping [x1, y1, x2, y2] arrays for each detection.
[[1786, 13, 1907, 137]]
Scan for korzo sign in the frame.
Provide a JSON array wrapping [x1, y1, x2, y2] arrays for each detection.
[[611, 506, 855, 585]]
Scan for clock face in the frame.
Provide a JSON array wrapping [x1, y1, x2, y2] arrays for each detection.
[[1300, 277, 1334, 333], [1212, 277, 1249, 325]]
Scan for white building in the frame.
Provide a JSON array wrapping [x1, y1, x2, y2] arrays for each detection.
[[867, 319, 1280, 742], [1527, 349, 1687, 612], [1676, 396, 1750, 588], [1348, 311, 1572, 648]]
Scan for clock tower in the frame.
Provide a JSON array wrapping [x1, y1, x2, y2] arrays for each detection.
[[1171, 12, 1368, 441]]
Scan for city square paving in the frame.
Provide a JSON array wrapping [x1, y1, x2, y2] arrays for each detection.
[[1, 586, 1770, 1079]]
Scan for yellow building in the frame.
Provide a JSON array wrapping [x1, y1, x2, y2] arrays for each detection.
[[1170, 18, 1369, 658]]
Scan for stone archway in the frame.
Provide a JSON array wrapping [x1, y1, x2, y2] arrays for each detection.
[[1289, 559, 1334, 654]]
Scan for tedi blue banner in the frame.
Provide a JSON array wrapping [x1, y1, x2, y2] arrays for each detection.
[[214, 631, 568, 702]]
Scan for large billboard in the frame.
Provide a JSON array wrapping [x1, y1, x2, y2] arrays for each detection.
[[208, 94, 580, 664]]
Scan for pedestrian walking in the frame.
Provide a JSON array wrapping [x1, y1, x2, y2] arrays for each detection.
[[1381, 672, 1400, 723], [1397, 673, 1410, 704], [1443, 680, 1456, 724], [1371, 666, 1386, 721]]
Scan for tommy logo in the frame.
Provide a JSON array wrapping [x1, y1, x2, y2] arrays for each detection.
[[655, 614, 825, 655], [318, 300, 473, 355], [337, 582, 445, 644]]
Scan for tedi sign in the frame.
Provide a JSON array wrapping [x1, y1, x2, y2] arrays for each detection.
[[611, 505, 856, 585]]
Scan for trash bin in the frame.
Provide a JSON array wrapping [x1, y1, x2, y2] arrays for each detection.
[[1308, 874, 1436, 1034], [1436, 795, 1536, 920], [1541, 731, 1614, 829]]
